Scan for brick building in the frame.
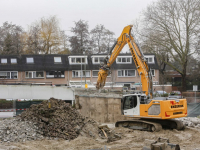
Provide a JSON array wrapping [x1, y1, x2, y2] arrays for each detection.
[[0, 53, 159, 89]]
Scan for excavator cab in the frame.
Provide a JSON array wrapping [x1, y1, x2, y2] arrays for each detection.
[[121, 94, 141, 116]]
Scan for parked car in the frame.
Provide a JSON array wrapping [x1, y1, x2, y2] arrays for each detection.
[[170, 91, 181, 96], [155, 90, 168, 97], [169, 91, 182, 99]]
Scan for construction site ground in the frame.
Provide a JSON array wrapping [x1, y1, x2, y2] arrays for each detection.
[[0, 122, 200, 150], [1, 97, 200, 150]]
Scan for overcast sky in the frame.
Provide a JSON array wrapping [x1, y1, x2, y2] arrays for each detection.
[[0, 0, 155, 37]]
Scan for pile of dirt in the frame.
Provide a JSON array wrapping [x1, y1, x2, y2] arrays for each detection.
[[18, 98, 100, 140]]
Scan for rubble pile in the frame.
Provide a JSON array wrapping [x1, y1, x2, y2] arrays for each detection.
[[176, 117, 200, 128], [19, 98, 100, 140], [0, 118, 44, 142]]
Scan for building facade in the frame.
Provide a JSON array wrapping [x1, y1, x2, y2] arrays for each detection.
[[0, 54, 159, 89]]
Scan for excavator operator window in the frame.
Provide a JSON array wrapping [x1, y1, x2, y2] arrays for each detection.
[[123, 96, 137, 110]]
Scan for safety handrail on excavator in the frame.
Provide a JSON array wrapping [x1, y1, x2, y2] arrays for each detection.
[[96, 25, 153, 98]]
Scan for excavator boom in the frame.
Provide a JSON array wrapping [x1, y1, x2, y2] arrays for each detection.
[[96, 25, 152, 97]]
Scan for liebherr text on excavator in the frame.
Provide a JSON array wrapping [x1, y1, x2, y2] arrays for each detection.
[[96, 25, 187, 132]]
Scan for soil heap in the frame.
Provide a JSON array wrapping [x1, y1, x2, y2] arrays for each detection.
[[19, 98, 100, 140]]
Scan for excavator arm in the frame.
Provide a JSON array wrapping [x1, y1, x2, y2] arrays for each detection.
[[96, 25, 153, 97]]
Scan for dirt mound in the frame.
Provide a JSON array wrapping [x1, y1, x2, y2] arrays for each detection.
[[18, 98, 100, 140]]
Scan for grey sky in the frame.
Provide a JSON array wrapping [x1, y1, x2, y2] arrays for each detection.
[[0, 0, 154, 36]]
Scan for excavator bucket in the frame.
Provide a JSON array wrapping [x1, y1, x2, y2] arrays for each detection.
[[142, 138, 180, 150]]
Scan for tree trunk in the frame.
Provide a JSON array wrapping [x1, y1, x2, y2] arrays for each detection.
[[181, 74, 186, 92]]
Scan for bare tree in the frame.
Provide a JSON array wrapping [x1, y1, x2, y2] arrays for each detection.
[[91, 24, 106, 53], [39, 16, 61, 54], [25, 16, 62, 54], [0, 22, 24, 55], [69, 20, 90, 54], [135, 0, 200, 91], [90, 24, 115, 53], [25, 24, 41, 54], [104, 29, 115, 53], [58, 30, 70, 54]]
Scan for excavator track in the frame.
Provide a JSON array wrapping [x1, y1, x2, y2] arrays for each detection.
[[115, 119, 184, 132], [141, 119, 185, 130], [115, 119, 162, 132]]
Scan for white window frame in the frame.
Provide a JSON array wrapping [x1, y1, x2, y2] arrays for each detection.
[[92, 70, 111, 77], [1, 58, 7, 64], [72, 70, 91, 78], [11, 58, 17, 64], [91, 55, 106, 64], [25, 71, 44, 79], [144, 55, 154, 63], [54, 57, 62, 63], [68, 56, 88, 64], [117, 69, 136, 77], [26, 57, 34, 64], [0, 71, 18, 79], [116, 56, 132, 64]]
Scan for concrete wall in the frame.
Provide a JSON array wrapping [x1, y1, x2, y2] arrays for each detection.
[[77, 95, 124, 123], [0, 85, 74, 101]]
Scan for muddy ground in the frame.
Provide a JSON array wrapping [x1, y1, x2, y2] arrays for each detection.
[[1, 125, 200, 150]]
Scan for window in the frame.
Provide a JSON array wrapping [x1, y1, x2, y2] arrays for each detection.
[[54, 57, 62, 63], [25, 71, 44, 78], [92, 71, 98, 77], [92, 70, 111, 77], [151, 69, 155, 76], [46, 71, 65, 78], [0, 71, 18, 79], [148, 57, 153, 63], [118, 70, 135, 77], [72, 70, 90, 77], [92, 56, 105, 64], [116, 57, 132, 64], [26, 57, 34, 64], [145, 56, 154, 63], [124, 96, 138, 110], [1, 58, 7, 64], [11, 58, 17, 64], [69, 56, 87, 64]]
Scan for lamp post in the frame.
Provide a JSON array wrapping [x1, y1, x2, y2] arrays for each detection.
[[81, 58, 82, 87], [83, 51, 88, 88]]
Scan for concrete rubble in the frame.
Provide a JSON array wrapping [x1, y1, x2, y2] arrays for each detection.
[[176, 117, 200, 128], [0, 98, 121, 144], [0, 118, 44, 143]]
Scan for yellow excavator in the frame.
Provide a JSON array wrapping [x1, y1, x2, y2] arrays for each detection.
[[96, 25, 187, 131]]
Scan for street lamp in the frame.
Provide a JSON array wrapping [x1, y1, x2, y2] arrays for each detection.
[[83, 51, 88, 89], [81, 58, 82, 87]]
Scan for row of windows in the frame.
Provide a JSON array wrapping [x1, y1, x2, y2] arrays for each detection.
[[0, 70, 155, 79], [1, 58, 17, 64], [1, 56, 155, 65]]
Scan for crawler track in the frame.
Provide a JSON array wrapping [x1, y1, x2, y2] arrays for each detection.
[[115, 119, 184, 132], [115, 119, 162, 132], [141, 119, 185, 130]]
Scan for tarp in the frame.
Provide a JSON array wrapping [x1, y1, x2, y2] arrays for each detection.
[[187, 103, 200, 117]]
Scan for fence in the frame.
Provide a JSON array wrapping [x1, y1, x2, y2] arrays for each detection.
[[182, 92, 200, 103], [15, 101, 43, 116]]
